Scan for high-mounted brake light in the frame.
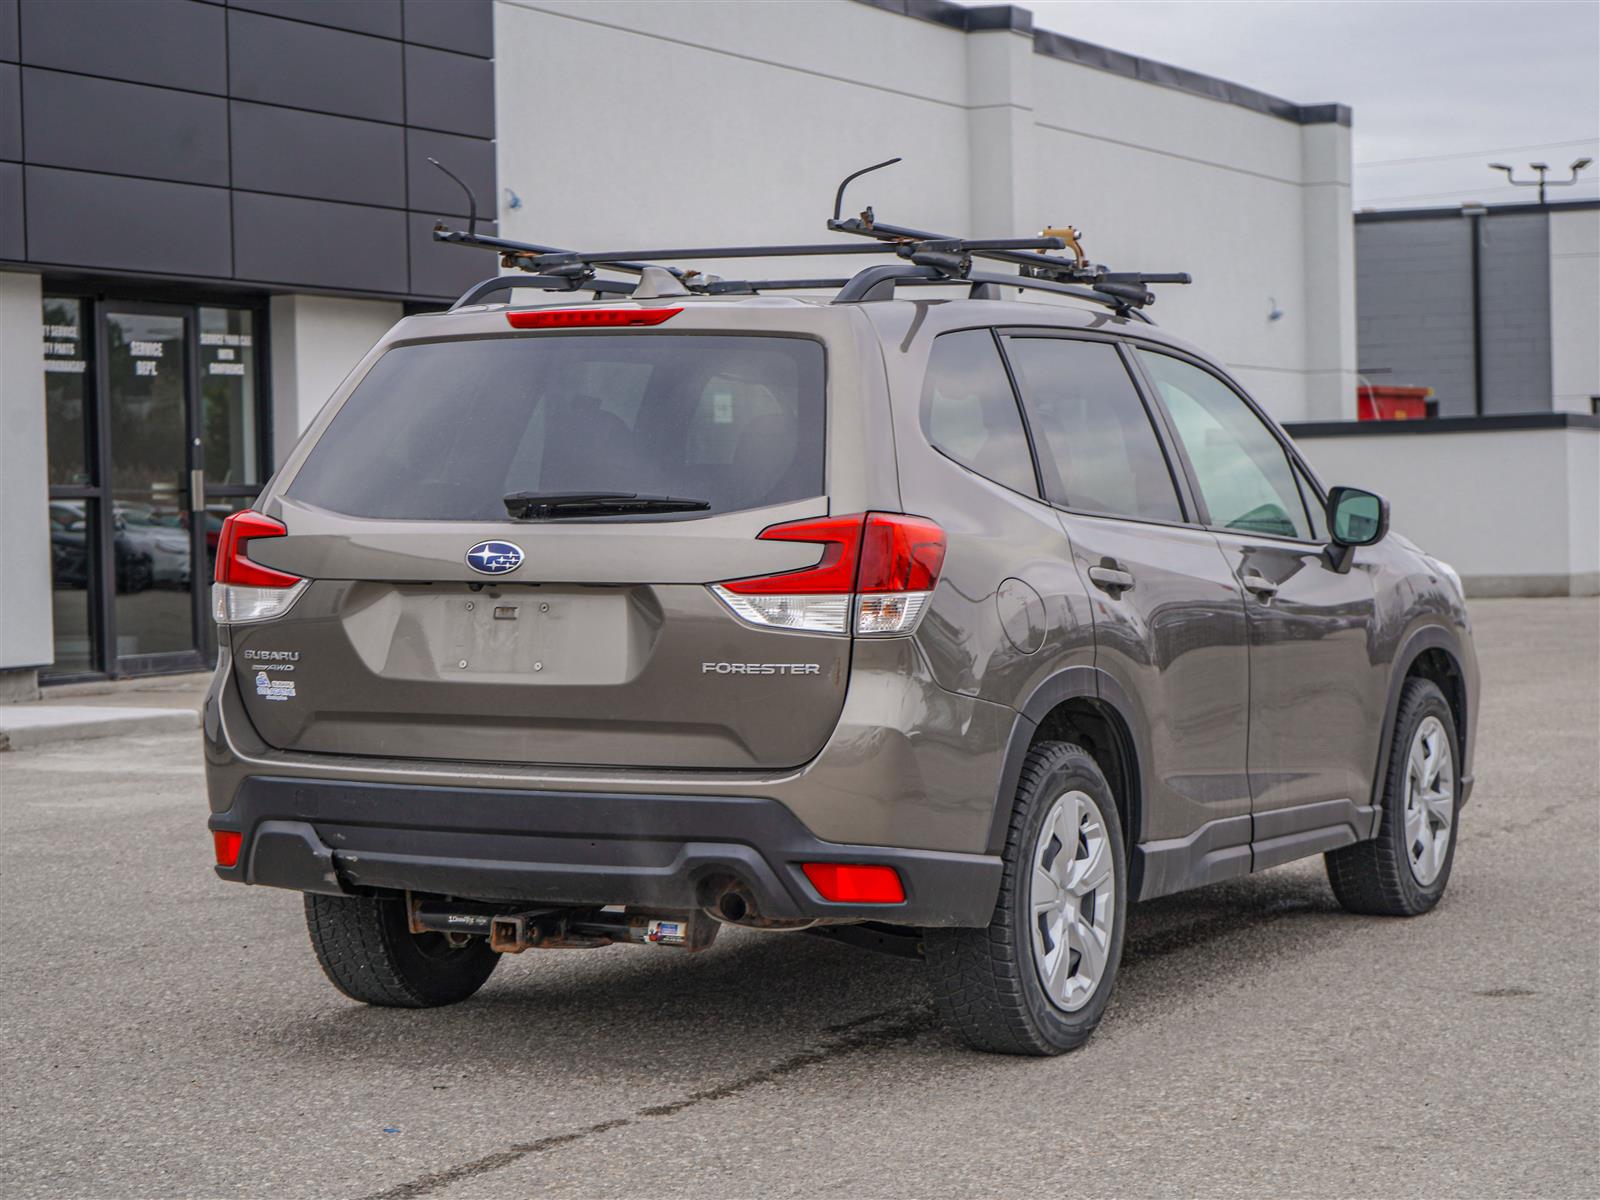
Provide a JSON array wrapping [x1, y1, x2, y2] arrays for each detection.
[[212, 510, 307, 625], [710, 512, 945, 636], [802, 862, 905, 904], [506, 307, 682, 329]]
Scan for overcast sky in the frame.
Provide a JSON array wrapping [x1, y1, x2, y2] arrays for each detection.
[[957, 0, 1600, 209]]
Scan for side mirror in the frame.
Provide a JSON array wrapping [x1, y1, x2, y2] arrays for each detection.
[[1327, 486, 1389, 547]]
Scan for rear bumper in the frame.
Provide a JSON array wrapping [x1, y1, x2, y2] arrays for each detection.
[[209, 776, 1002, 927]]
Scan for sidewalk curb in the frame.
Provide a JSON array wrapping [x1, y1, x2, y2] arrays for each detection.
[[0, 706, 200, 751]]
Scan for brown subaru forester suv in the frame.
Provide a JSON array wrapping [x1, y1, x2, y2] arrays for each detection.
[[204, 221, 1477, 1055]]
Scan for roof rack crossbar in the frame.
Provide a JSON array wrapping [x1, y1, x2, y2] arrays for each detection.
[[428, 154, 1190, 317]]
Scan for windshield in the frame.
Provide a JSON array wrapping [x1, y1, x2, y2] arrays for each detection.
[[286, 333, 826, 521]]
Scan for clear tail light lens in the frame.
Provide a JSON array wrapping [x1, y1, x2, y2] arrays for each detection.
[[212, 510, 307, 625], [712, 512, 945, 637]]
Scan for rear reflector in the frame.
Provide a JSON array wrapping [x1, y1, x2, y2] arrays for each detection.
[[213, 830, 242, 869], [506, 307, 682, 328], [212, 510, 307, 625], [711, 512, 945, 636], [802, 862, 905, 904]]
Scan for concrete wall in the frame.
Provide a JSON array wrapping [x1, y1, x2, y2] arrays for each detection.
[[1291, 420, 1600, 597], [491, 0, 1356, 422], [269, 295, 403, 459], [1550, 207, 1600, 414], [0, 270, 51, 684]]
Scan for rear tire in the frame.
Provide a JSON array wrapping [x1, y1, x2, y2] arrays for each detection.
[[925, 741, 1127, 1055], [1325, 678, 1460, 917], [303, 894, 500, 1007]]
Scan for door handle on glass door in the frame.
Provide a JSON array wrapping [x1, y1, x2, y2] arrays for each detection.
[[1240, 572, 1279, 598], [1087, 566, 1135, 594]]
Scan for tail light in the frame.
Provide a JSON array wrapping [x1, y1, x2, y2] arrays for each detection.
[[212, 829, 242, 869], [802, 862, 905, 904], [212, 510, 307, 625], [711, 512, 945, 636]]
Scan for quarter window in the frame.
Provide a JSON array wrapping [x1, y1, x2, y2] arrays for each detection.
[[920, 330, 1039, 498], [1003, 337, 1183, 523], [1137, 351, 1312, 540]]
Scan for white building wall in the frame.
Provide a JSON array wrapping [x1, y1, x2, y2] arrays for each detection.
[[492, 1, 1355, 421], [0, 271, 52, 688], [1549, 207, 1600, 415], [1295, 427, 1600, 597], [268, 294, 404, 465]]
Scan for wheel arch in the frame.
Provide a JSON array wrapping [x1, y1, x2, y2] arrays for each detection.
[[989, 667, 1149, 872], [1373, 624, 1471, 808]]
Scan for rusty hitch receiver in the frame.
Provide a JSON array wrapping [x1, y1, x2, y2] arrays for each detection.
[[407, 895, 718, 953]]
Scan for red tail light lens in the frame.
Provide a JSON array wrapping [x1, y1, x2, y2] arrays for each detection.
[[213, 830, 242, 869], [214, 510, 299, 587], [802, 862, 905, 904], [858, 514, 946, 593], [710, 513, 944, 637], [506, 307, 682, 329]]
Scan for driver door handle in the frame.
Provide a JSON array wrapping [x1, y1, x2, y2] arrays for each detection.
[[1240, 571, 1280, 598], [1088, 566, 1135, 594]]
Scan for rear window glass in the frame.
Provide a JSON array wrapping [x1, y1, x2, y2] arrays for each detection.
[[286, 334, 826, 520]]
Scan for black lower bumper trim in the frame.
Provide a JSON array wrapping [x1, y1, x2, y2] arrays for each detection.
[[209, 777, 1001, 927]]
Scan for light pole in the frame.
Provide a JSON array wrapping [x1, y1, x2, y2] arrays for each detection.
[[1488, 157, 1594, 203]]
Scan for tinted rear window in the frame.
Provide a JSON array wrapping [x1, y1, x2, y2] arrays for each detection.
[[286, 334, 826, 520]]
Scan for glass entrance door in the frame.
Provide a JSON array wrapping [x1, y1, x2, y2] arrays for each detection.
[[42, 291, 268, 681], [103, 306, 205, 672]]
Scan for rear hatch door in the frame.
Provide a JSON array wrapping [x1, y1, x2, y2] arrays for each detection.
[[233, 324, 848, 770]]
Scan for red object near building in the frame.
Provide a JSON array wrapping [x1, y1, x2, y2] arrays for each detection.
[[1358, 384, 1435, 421]]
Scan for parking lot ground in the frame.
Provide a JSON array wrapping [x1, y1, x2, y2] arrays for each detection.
[[2, 598, 1596, 1199]]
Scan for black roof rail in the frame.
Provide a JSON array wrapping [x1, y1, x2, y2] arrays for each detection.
[[429, 156, 1190, 319]]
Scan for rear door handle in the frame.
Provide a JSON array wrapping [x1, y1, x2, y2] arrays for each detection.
[[1240, 571, 1279, 598], [1088, 566, 1135, 594]]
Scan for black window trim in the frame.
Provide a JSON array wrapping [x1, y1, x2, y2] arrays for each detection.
[[1121, 341, 1331, 549], [992, 326, 1201, 532]]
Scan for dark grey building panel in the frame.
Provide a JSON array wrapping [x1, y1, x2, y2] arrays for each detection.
[[0, 62, 18, 160], [25, 166, 231, 277], [407, 211, 495, 298], [1477, 213, 1551, 415], [403, 0, 493, 58], [228, 0, 403, 40], [230, 102, 405, 208], [1356, 217, 1477, 415], [0, 162, 22, 259], [404, 44, 494, 137], [1356, 208, 1557, 417], [406, 128, 494, 218], [0, 0, 18, 61], [22, 69, 229, 187], [228, 9, 403, 124], [20, 0, 226, 94], [233, 192, 408, 293]]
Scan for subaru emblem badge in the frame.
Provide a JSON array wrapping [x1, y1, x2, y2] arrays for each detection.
[[465, 540, 524, 575]]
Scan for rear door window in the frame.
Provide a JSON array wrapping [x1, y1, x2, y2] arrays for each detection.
[[919, 329, 1039, 497], [286, 334, 825, 520], [1002, 336, 1184, 524]]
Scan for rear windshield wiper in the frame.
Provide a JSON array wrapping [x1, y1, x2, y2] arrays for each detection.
[[503, 491, 712, 520]]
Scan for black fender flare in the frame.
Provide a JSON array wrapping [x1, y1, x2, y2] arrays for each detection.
[[985, 665, 1153, 856], [1370, 622, 1471, 807]]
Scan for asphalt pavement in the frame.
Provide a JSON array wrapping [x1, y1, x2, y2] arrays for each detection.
[[3, 598, 1596, 1199]]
